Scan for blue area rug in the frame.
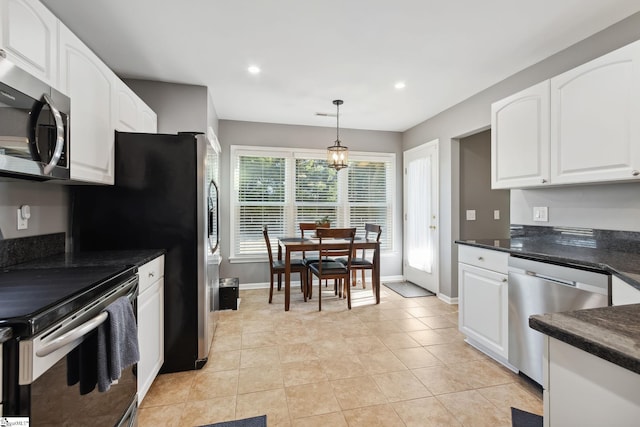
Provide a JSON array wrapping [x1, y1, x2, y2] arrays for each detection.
[[383, 281, 435, 298], [199, 415, 267, 427], [511, 408, 542, 427]]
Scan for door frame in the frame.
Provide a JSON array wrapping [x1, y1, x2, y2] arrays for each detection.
[[403, 139, 439, 294]]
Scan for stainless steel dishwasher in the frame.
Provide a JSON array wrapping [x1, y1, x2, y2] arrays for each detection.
[[508, 255, 609, 385]]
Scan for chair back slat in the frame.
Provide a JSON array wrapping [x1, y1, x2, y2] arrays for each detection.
[[262, 225, 275, 265], [316, 227, 356, 268], [357, 223, 382, 259]]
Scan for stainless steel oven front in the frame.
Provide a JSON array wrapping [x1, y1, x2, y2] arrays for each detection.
[[3, 275, 139, 426], [0, 50, 70, 181]]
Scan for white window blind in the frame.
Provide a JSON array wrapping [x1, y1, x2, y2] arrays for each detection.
[[295, 158, 338, 227], [231, 147, 395, 260], [234, 154, 287, 256], [348, 160, 392, 250]]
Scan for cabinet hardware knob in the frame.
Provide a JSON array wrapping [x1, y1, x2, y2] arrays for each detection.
[[502, 278, 508, 282], [541, 179, 547, 183], [633, 170, 639, 177], [429, 225, 436, 230], [149, 272, 154, 278], [478, 257, 484, 261], [0, 49, 6, 59]]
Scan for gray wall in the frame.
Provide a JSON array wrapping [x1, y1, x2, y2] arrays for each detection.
[[124, 79, 219, 135], [0, 181, 68, 239], [403, 11, 640, 299], [217, 119, 403, 285], [459, 130, 510, 240]]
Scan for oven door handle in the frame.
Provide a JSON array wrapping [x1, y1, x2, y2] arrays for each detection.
[[35, 311, 108, 357]]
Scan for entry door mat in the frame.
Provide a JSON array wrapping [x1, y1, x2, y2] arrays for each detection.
[[383, 281, 435, 298], [511, 407, 543, 427], [200, 415, 267, 427]]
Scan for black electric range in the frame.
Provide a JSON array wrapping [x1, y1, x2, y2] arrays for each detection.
[[0, 264, 136, 338]]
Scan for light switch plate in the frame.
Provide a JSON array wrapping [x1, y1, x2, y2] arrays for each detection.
[[533, 206, 548, 222], [494, 210, 500, 220], [466, 210, 476, 221]]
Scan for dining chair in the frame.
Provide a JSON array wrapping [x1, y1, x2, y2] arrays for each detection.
[[262, 225, 307, 304], [299, 222, 334, 288], [338, 223, 382, 289], [307, 227, 356, 311]]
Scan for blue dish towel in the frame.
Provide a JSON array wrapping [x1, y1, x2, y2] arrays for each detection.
[[97, 296, 139, 392]]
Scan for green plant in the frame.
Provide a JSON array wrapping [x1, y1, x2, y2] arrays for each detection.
[[315, 215, 331, 226]]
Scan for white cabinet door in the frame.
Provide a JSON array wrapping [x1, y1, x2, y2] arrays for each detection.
[[114, 78, 157, 133], [137, 255, 164, 403], [458, 262, 509, 359], [114, 78, 140, 132], [138, 276, 164, 403], [138, 103, 157, 133], [550, 40, 640, 184], [0, 0, 57, 87], [611, 276, 640, 306], [59, 25, 116, 184], [491, 80, 550, 189]]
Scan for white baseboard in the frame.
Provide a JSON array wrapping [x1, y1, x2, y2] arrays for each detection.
[[437, 294, 458, 305], [239, 275, 406, 291]]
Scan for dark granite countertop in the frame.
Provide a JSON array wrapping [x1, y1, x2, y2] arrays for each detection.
[[456, 225, 640, 375], [530, 305, 640, 375], [456, 235, 640, 291], [6, 249, 165, 270]]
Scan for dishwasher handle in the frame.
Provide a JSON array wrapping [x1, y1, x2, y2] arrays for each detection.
[[525, 270, 576, 287]]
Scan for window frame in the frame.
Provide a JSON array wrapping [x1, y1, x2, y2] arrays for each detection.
[[229, 145, 395, 262]]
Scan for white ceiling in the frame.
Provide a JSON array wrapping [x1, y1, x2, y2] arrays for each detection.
[[42, 0, 640, 132]]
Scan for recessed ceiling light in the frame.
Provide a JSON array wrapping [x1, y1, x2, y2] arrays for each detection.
[[248, 65, 261, 74], [394, 81, 406, 89]]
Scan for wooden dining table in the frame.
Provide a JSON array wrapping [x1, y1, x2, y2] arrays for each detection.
[[277, 236, 381, 311]]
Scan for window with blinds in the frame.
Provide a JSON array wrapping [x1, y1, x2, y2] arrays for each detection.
[[348, 160, 392, 250], [231, 147, 395, 259]]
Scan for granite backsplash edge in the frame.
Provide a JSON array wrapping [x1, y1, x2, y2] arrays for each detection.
[[0, 233, 66, 268]]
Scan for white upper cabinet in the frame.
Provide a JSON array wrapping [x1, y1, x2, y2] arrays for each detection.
[[550, 41, 640, 184], [139, 103, 157, 133], [114, 78, 157, 133], [59, 24, 116, 184], [114, 78, 140, 132], [0, 0, 58, 87], [491, 80, 550, 189]]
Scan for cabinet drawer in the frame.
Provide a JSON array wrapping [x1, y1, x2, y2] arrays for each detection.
[[458, 245, 508, 274], [138, 255, 164, 293]]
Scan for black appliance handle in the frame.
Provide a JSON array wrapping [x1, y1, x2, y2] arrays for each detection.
[[208, 180, 220, 253]]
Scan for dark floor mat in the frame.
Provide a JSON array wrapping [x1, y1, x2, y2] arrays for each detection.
[[511, 408, 543, 427], [383, 281, 435, 298], [199, 415, 267, 427]]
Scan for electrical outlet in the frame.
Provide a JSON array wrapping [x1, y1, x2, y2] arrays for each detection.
[[466, 210, 476, 221], [533, 206, 548, 222], [17, 208, 28, 230], [494, 210, 500, 220]]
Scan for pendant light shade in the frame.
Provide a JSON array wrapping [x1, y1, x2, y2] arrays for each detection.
[[327, 99, 348, 170]]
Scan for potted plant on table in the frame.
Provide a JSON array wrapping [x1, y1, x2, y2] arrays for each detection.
[[315, 215, 331, 228]]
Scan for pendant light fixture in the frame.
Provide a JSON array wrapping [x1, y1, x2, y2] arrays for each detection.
[[327, 99, 348, 170]]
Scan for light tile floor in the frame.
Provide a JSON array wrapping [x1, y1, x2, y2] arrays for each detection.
[[139, 284, 542, 427]]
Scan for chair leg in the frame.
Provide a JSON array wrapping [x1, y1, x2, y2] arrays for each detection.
[[301, 270, 307, 302], [346, 276, 352, 309], [268, 274, 274, 303], [277, 273, 282, 291], [318, 276, 322, 311], [361, 270, 366, 289], [352, 270, 356, 287]]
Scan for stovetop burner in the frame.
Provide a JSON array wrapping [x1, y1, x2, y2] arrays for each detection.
[[0, 265, 136, 337]]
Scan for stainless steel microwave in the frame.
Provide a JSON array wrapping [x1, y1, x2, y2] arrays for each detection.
[[0, 51, 70, 180]]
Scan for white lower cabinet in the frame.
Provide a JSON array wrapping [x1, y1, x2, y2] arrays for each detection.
[[544, 337, 640, 427], [458, 245, 510, 363], [137, 255, 164, 403], [611, 275, 640, 306]]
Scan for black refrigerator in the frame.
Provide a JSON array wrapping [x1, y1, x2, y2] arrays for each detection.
[[71, 131, 220, 373]]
